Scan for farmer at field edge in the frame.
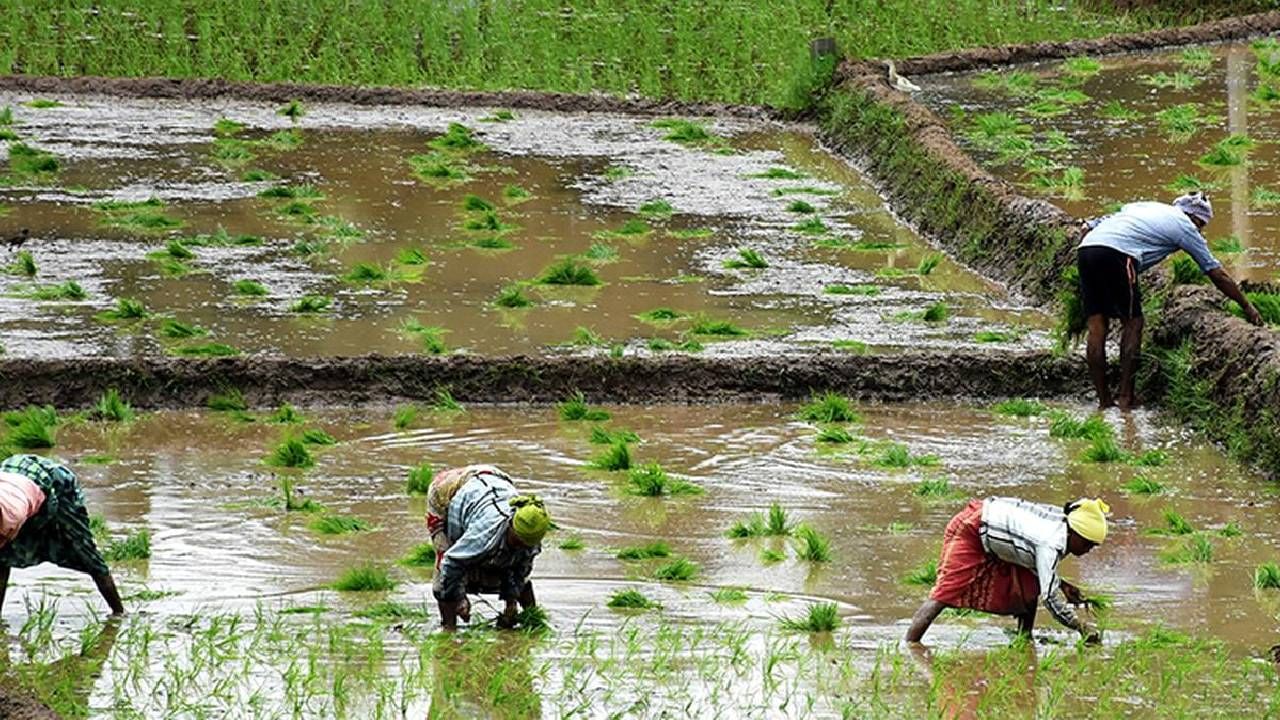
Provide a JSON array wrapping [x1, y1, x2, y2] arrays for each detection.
[[905, 497, 1108, 645], [1077, 191, 1262, 410], [426, 465, 549, 630], [0, 454, 124, 615]]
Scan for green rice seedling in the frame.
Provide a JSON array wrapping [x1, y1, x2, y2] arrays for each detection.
[[103, 529, 150, 562], [480, 109, 515, 123], [773, 186, 838, 197], [1252, 84, 1280, 104], [816, 425, 854, 444], [635, 307, 684, 324], [240, 168, 277, 181], [727, 512, 766, 538], [1117, 476, 1164, 497], [212, 117, 244, 137], [638, 199, 674, 218], [1208, 236, 1246, 254], [582, 242, 619, 264], [966, 111, 1031, 146], [1165, 174, 1218, 193], [97, 298, 147, 322], [7, 251, 36, 277], [824, 283, 880, 296], [408, 152, 468, 183], [1098, 100, 1141, 122], [429, 387, 463, 414], [354, 601, 431, 623], [512, 605, 551, 634], [1032, 166, 1086, 199], [158, 318, 205, 339], [0, 106, 11, 124], [616, 542, 670, 560], [1142, 71, 1200, 90], [916, 253, 942, 276], [172, 342, 239, 358], [1171, 256, 1208, 284], [709, 587, 749, 603], [1179, 47, 1215, 70], [232, 279, 268, 297], [428, 123, 485, 152], [1162, 533, 1213, 564], [923, 302, 949, 323], [591, 441, 631, 471], [396, 248, 429, 266], [1199, 134, 1254, 167], [1155, 104, 1220, 139], [160, 239, 194, 260], [780, 602, 839, 633], [289, 295, 331, 313], [646, 337, 704, 353], [760, 547, 786, 564], [206, 388, 246, 412], [558, 391, 610, 421], [7, 413, 55, 449], [502, 184, 531, 203], [258, 128, 303, 152], [1255, 38, 1280, 77], [603, 165, 634, 182], [277, 100, 305, 122], [266, 438, 314, 468], [792, 523, 831, 562], [461, 210, 517, 234], [654, 557, 698, 581], [343, 262, 389, 283], [1251, 187, 1280, 208], [308, 514, 372, 535], [152, 257, 193, 277], [399, 542, 436, 567], [7, 142, 58, 177], [276, 200, 317, 220], [462, 194, 495, 213], [1131, 449, 1168, 467], [589, 426, 640, 445], [786, 200, 815, 214], [903, 558, 938, 586], [491, 283, 534, 308], [332, 564, 396, 592], [537, 258, 600, 286], [470, 236, 515, 251], [1060, 56, 1101, 79], [1217, 522, 1241, 537], [393, 405, 418, 430], [668, 227, 714, 239], [607, 589, 660, 610], [874, 442, 938, 468], [749, 167, 806, 180], [26, 281, 85, 301], [972, 70, 1037, 96], [1081, 436, 1128, 463], [914, 477, 958, 499], [92, 389, 133, 423], [689, 317, 748, 337], [558, 535, 584, 550], [723, 248, 768, 269], [406, 464, 433, 495], [211, 137, 254, 164], [797, 391, 859, 424], [1254, 562, 1280, 589], [1152, 509, 1195, 536], [258, 184, 323, 200], [267, 404, 302, 424], [832, 340, 869, 354], [993, 399, 1047, 419], [1047, 411, 1112, 441], [301, 428, 335, 446], [652, 118, 716, 145], [793, 217, 828, 234], [626, 463, 703, 497]]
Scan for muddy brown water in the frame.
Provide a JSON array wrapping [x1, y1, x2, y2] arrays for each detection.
[[917, 40, 1280, 282], [0, 94, 1050, 360], [7, 400, 1278, 715]]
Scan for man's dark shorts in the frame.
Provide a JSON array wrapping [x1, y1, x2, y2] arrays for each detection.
[[1077, 246, 1142, 320]]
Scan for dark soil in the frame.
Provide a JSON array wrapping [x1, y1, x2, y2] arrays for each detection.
[[0, 685, 59, 720], [0, 352, 1084, 410]]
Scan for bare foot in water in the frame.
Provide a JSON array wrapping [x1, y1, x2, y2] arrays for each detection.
[[1117, 395, 1141, 411]]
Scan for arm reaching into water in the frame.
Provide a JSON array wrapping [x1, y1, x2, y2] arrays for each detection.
[[1206, 268, 1264, 326]]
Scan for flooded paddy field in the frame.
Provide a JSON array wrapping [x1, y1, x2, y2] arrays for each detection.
[[7, 398, 1279, 717], [0, 94, 1050, 362], [917, 39, 1280, 282]]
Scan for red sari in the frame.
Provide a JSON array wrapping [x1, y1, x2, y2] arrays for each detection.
[[929, 499, 1040, 615]]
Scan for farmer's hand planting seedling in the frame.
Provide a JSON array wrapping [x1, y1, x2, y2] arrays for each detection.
[[906, 496, 1109, 646], [0, 454, 125, 616], [1076, 192, 1263, 410], [426, 465, 549, 631]]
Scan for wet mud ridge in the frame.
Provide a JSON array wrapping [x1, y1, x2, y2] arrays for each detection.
[[0, 352, 1083, 410]]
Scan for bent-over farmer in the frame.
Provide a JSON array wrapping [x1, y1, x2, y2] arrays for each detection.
[[905, 497, 1108, 645], [0, 454, 124, 615], [1078, 192, 1262, 409], [426, 465, 549, 630]]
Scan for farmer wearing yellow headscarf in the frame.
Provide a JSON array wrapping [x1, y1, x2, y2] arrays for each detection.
[[426, 465, 550, 630], [906, 497, 1109, 645]]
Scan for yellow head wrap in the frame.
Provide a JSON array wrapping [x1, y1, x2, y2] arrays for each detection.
[[510, 495, 550, 546], [1067, 498, 1110, 544]]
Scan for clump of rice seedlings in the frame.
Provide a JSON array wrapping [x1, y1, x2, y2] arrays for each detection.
[[103, 529, 151, 562], [816, 425, 854, 444], [480, 109, 515, 123], [399, 542, 437, 567], [206, 388, 246, 412], [582, 242, 619, 264], [428, 122, 485, 152], [275, 200, 318, 221], [616, 541, 671, 560], [723, 248, 768, 269], [1171, 256, 1208, 285], [1254, 562, 1280, 589], [689, 317, 748, 337], [603, 165, 634, 182], [607, 589, 660, 610], [152, 256, 193, 277], [97, 298, 147, 322], [277, 100, 305, 122], [258, 128, 304, 152], [1119, 476, 1165, 497], [536, 258, 601, 286], [393, 405, 418, 430], [343, 262, 390, 284], [832, 340, 869, 354], [1217, 522, 1242, 538], [626, 463, 702, 497], [395, 248, 429, 267], [591, 440, 631, 471], [355, 601, 431, 623], [797, 391, 859, 424], [6, 251, 36, 278], [1149, 508, 1195, 536], [489, 283, 532, 309], [1199, 134, 1254, 167], [91, 388, 133, 423], [651, 118, 715, 144], [1060, 56, 1101, 79], [1161, 534, 1214, 564], [1098, 100, 1141, 122], [308, 514, 372, 535], [408, 152, 468, 183], [824, 283, 880, 296], [593, 218, 651, 241], [289, 295, 331, 314], [646, 337, 705, 353], [6, 410, 56, 449], [1131, 449, 1168, 467], [1032, 166, 1086, 200], [461, 210, 518, 234], [1155, 103, 1220, 139], [780, 602, 839, 633], [965, 111, 1031, 148], [92, 197, 183, 231], [558, 391, 610, 421], [654, 557, 698, 581], [296, 428, 334, 447], [332, 564, 396, 592], [1179, 47, 1215, 70], [749, 167, 805, 180], [211, 137, 255, 164], [158, 318, 205, 339], [914, 477, 959, 499], [589, 426, 640, 445], [502, 184, 531, 203], [792, 523, 832, 562], [558, 535, 585, 550], [710, 587, 749, 603], [1081, 436, 1128, 463], [728, 503, 791, 538], [638, 199, 674, 218], [469, 236, 515, 251], [972, 70, 1037, 96], [1165, 174, 1218, 193], [405, 464, 433, 495], [1047, 411, 1112, 441], [7, 142, 59, 177], [461, 194, 495, 213], [1227, 292, 1280, 325], [923, 302, 949, 323], [992, 399, 1045, 417], [1252, 83, 1280, 105], [787, 200, 815, 214], [266, 438, 314, 468], [793, 217, 828, 234], [230, 279, 268, 298], [0, 106, 11, 124], [975, 330, 1016, 343], [241, 169, 277, 182], [171, 342, 239, 358], [1251, 187, 1280, 209], [916, 253, 943, 276], [635, 307, 685, 324], [28, 281, 87, 301], [258, 184, 323, 200], [428, 386, 463, 413], [773, 186, 838, 197], [267, 404, 303, 424], [1142, 71, 1200, 90], [760, 547, 786, 564], [667, 228, 714, 240], [874, 442, 939, 468], [212, 117, 244, 137], [903, 558, 938, 586]]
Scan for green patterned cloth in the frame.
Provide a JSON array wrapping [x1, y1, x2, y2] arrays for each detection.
[[0, 455, 109, 576]]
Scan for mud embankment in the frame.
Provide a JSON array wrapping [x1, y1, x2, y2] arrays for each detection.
[[0, 352, 1084, 410]]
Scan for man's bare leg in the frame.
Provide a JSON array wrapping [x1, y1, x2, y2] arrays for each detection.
[[1015, 609, 1037, 638], [1117, 316, 1145, 411], [1085, 314, 1113, 409], [906, 599, 948, 643]]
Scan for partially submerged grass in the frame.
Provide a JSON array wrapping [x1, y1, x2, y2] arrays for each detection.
[[722, 248, 768, 269], [92, 388, 133, 423], [626, 463, 703, 497], [308, 514, 373, 535], [265, 438, 315, 468], [727, 503, 791, 538], [428, 122, 486, 153], [780, 602, 839, 633], [537, 258, 601, 286], [616, 542, 671, 561], [558, 391, 610, 421], [332, 565, 396, 592], [791, 523, 831, 562], [653, 557, 698, 581], [406, 464, 434, 495], [607, 589, 661, 610], [992, 398, 1046, 417], [1081, 436, 1127, 463], [590, 440, 632, 471], [797, 391, 859, 424], [903, 558, 938, 586]]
